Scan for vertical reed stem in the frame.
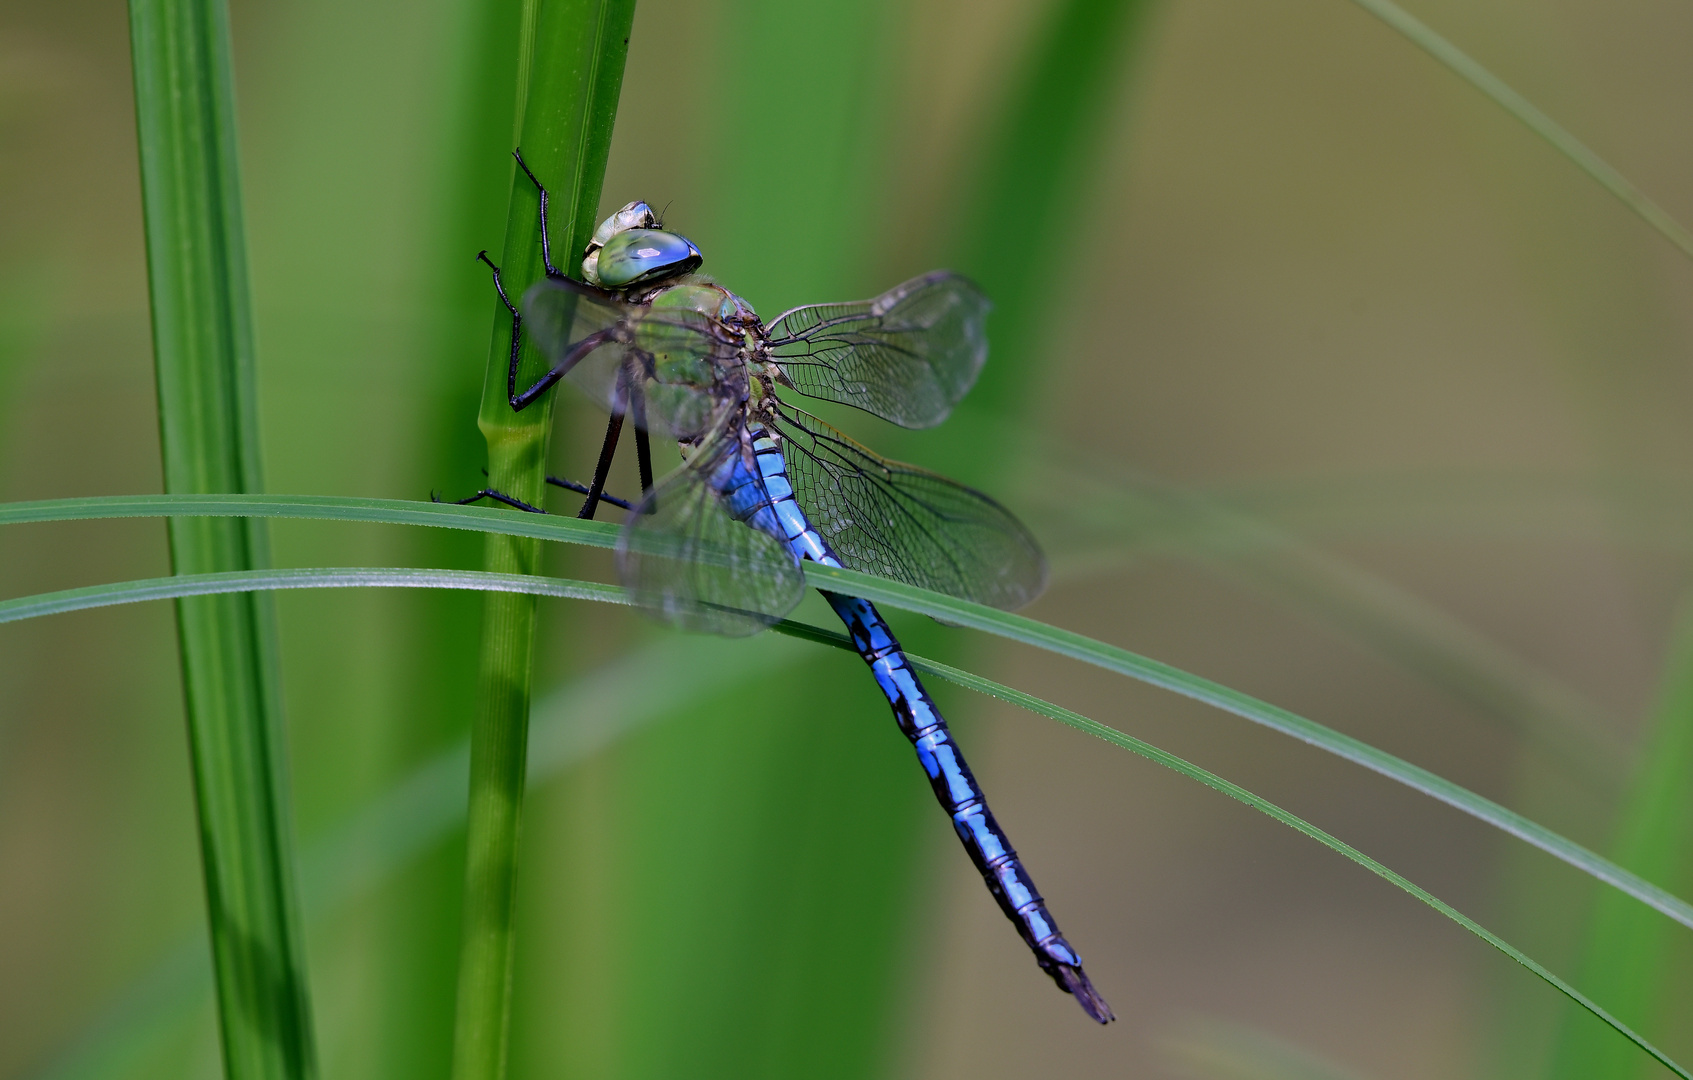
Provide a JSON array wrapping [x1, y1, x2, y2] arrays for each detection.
[[128, 1, 316, 1078], [451, 4, 636, 1079]]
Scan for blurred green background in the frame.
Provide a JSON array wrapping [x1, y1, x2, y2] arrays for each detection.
[[3, 0, 1693, 1077]]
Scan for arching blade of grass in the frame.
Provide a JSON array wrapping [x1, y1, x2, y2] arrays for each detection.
[[3, 492, 1692, 933], [800, 559, 1693, 936], [1343, 0, 1693, 261], [126, 2, 314, 1078], [5, 567, 1687, 1078], [1549, 601, 1693, 1077], [1025, 452, 1630, 789], [454, 4, 635, 1078]]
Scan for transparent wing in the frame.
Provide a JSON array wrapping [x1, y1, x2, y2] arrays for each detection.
[[770, 404, 1047, 610], [617, 440, 806, 636], [764, 270, 990, 429], [522, 276, 740, 440]]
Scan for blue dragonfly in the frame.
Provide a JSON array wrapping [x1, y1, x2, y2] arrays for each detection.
[[477, 156, 1112, 1023]]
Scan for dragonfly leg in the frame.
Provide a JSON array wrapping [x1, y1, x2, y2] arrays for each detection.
[[545, 475, 634, 512], [478, 250, 524, 406], [434, 488, 547, 514], [628, 374, 655, 497], [508, 327, 616, 412], [512, 147, 563, 281], [577, 409, 627, 519]]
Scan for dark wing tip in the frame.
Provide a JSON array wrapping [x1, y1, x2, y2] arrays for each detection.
[[1055, 963, 1115, 1024]]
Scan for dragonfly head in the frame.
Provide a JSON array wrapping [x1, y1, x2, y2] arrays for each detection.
[[581, 200, 703, 289]]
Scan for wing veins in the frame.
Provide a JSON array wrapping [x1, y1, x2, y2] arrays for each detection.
[[775, 407, 978, 587]]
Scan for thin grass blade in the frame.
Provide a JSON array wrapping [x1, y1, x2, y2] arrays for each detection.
[[1344, 0, 1693, 261], [4, 494, 1692, 933], [8, 565, 1686, 1077]]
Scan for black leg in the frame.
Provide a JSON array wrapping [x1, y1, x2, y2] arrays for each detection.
[[629, 376, 655, 498], [478, 250, 525, 405], [513, 148, 562, 281], [436, 488, 547, 514], [485, 245, 605, 412], [508, 327, 617, 412], [545, 475, 635, 512], [577, 409, 626, 519]]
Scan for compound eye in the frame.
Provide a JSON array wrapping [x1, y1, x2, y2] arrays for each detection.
[[594, 228, 702, 289]]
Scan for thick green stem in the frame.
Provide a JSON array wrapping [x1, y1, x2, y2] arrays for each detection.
[[127, 1, 316, 1078], [450, 3, 636, 1079]]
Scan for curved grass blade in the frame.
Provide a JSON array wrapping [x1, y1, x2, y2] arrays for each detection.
[[870, 646, 1688, 1079], [6, 566, 1685, 1076], [800, 560, 1693, 936], [0, 493, 620, 548], [0, 567, 625, 624], [1026, 458, 1631, 789], [1344, 0, 1693, 261], [4, 493, 1692, 933]]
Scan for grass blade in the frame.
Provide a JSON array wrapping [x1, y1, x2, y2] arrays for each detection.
[[1549, 601, 1693, 1077], [4, 494, 1692, 933], [1344, 0, 1693, 261], [453, 4, 635, 1079], [9, 565, 1687, 1077], [800, 560, 1693, 937], [881, 651, 1690, 1080], [126, 2, 314, 1077]]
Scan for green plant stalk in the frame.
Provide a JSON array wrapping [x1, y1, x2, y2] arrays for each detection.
[[1549, 600, 1693, 1078], [7, 493, 1693, 937], [126, 3, 315, 1079], [454, 3, 635, 1078], [10, 567, 1690, 1078]]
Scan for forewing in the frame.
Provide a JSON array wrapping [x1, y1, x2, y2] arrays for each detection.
[[522, 276, 734, 440], [764, 271, 990, 429], [617, 443, 805, 636], [771, 405, 1047, 610]]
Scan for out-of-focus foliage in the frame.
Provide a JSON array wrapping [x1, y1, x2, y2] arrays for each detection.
[[3, 0, 1693, 1078]]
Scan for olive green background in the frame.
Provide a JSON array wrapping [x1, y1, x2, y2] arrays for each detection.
[[2, 0, 1692, 1077]]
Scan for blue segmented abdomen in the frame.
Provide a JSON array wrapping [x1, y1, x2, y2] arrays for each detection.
[[713, 426, 1112, 1022]]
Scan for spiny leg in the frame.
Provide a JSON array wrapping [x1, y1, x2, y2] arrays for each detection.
[[486, 173, 614, 411], [435, 488, 547, 514], [470, 159, 635, 514], [546, 475, 634, 511], [508, 326, 616, 412], [478, 250, 523, 403], [513, 147, 562, 281]]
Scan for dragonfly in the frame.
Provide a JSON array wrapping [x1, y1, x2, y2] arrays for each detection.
[[474, 152, 1113, 1023]]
